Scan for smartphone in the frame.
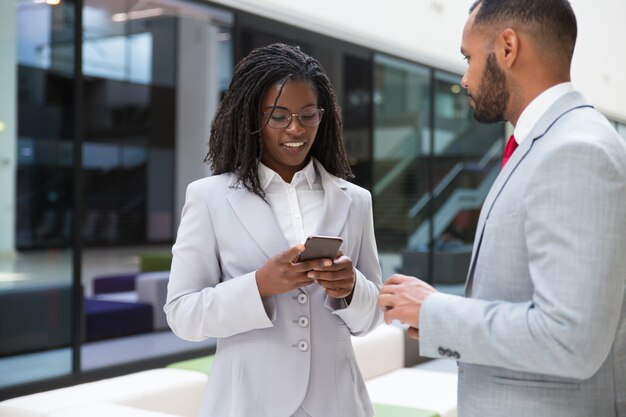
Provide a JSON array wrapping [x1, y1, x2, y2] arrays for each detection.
[[297, 235, 343, 262]]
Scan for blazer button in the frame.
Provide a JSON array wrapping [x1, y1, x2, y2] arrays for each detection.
[[453, 352, 461, 359], [297, 340, 309, 352], [438, 347, 446, 356], [297, 316, 309, 328], [297, 293, 308, 304]]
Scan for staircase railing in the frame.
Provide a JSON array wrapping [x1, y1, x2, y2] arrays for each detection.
[[406, 139, 502, 247]]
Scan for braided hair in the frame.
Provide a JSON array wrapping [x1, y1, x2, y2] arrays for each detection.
[[205, 43, 353, 199]]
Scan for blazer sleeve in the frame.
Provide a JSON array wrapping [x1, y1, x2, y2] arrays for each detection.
[[164, 181, 273, 341], [326, 190, 384, 336], [419, 137, 626, 379]]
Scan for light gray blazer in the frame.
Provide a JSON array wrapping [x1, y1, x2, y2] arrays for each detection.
[[419, 91, 626, 417], [164, 160, 382, 417]]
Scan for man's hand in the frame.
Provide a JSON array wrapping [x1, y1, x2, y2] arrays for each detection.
[[378, 274, 438, 334]]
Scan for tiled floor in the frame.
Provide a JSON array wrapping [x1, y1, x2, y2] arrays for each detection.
[[82, 331, 216, 371], [0, 348, 71, 388], [0, 331, 216, 388]]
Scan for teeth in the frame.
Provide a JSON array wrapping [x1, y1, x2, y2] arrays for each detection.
[[284, 142, 304, 148]]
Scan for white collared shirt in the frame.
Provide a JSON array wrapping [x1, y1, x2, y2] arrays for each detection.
[[513, 82, 576, 146], [258, 159, 324, 247]]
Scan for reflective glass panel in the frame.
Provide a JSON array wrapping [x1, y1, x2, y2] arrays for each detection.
[[373, 54, 431, 251], [80, 0, 231, 371], [0, 0, 77, 389], [418, 71, 503, 290]]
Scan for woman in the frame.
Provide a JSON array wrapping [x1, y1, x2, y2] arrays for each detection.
[[165, 43, 382, 417]]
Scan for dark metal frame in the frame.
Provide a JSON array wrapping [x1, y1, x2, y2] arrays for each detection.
[[72, 0, 84, 376], [426, 70, 436, 285]]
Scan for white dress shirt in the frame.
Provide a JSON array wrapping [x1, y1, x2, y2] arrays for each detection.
[[514, 82, 576, 146], [258, 159, 324, 247]]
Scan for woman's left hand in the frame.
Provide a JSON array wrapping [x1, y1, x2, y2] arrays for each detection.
[[307, 252, 356, 300]]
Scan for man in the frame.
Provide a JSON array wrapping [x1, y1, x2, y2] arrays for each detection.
[[378, 1, 626, 416]]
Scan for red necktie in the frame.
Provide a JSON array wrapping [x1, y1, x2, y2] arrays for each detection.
[[501, 134, 518, 169]]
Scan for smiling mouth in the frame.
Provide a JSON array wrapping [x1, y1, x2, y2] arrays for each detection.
[[283, 141, 306, 148]]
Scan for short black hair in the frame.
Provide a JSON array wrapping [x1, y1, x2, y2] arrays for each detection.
[[470, 0, 577, 62], [205, 43, 353, 199]]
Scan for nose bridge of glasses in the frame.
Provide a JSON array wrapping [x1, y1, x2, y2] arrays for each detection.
[[285, 113, 304, 129]]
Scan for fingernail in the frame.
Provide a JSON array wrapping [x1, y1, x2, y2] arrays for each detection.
[[324, 260, 332, 266]]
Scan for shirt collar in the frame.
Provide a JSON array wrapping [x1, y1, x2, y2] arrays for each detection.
[[513, 82, 575, 145], [257, 158, 318, 190]]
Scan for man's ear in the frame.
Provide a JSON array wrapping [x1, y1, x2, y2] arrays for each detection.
[[497, 28, 519, 69]]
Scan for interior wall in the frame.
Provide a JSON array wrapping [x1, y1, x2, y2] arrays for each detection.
[[175, 18, 218, 226], [0, 2, 16, 255], [209, 0, 626, 123], [569, 0, 626, 122]]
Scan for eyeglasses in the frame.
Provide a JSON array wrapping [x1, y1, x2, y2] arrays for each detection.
[[262, 108, 325, 129]]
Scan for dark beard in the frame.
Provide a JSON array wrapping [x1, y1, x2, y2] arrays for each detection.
[[471, 53, 509, 123]]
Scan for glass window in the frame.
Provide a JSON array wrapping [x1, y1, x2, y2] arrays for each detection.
[[1, 0, 77, 389], [80, 0, 231, 371], [81, 1, 177, 246], [379, 64, 504, 291], [17, 3, 52, 69], [84, 31, 153, 84], [427, 70, 503, 247], [372, 55, 431, 251], [421, 71, 503, 289], [342, 54, 372, 190], [2, 0, 232, 395]]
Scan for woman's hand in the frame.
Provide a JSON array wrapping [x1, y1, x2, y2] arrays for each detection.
[[306, 252, 356, 301], [255, 244, 333, 297]]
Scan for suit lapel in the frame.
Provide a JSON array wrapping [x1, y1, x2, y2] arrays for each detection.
[[314, 160, 352, 237], [226, 179, 289, 260], [464, 134, 534, 296], [465, 91, 592, 296]]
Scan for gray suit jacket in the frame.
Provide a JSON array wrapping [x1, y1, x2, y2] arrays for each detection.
[[420, 91, 626, 417], [165, 160, 382, 417]]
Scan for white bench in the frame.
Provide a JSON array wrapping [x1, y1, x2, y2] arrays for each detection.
[[354, 325, 458, 416], [0, 368, 207, 417], [47, 404, 181, 417], [367, 366, 458, 417], [352, 322, 405, 380], [0, 324, 457, 417]]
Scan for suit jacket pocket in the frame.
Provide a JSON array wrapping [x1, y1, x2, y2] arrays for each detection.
[[492, 375, 580, 390]]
